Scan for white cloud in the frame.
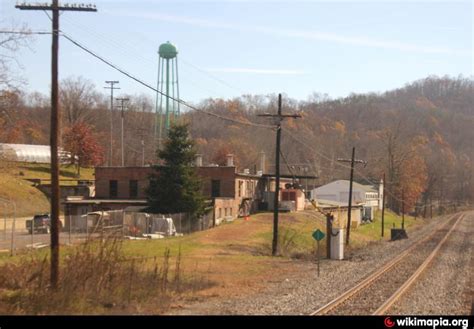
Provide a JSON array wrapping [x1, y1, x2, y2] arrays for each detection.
[[104, 10, 471, 56], [205, 67, 307, 75]]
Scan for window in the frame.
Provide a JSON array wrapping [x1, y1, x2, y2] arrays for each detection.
[[218, 208, 222, 218], [230, 208, 232, 216], [282, 191, 296, 201], [109, 180, 118, 199], [225, 208, 228, 216], [211, 180, 221, 197], [238, 181, 243, 197], [129, 180, 138, 199]]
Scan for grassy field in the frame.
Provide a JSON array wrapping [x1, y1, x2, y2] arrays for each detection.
[[0, 162, 94, 217], [0, 209, 433, 314], [349, 210, 422, 249], [110, 210, 423, 307]]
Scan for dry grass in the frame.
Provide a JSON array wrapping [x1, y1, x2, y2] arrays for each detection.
[[0, 210, 440, 314], [0, 233, 213, 314], [120, 213, 325, 303]]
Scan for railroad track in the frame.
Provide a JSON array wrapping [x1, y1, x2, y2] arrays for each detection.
[[311, 212, 465, 315]]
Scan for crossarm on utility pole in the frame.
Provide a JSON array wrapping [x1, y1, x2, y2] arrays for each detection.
[[257, 95, 301, 256], [337, 147, 367, 245], [16, 0, 97, 289]]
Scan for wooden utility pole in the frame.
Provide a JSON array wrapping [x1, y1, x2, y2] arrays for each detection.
[[104, 81, 120, 166], [381, 172, 386, 237], [402, 188, 405, 229], [16, 1, 97, 289], [337, 147, 366, 245], [258, 94, 301, 256], [116, 97, 129, 167]]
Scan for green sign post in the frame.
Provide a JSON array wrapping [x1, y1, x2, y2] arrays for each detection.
[[312, 229, 325, 277]]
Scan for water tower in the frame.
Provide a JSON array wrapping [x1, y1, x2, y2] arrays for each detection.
[[155, 41, 180, 147]]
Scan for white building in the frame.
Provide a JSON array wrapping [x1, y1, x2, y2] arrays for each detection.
[[310, 179, 383, 220], [0, 143, 72, 164]]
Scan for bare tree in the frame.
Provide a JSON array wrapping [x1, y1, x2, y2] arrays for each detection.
[[59, 76, 102, 126], [0, 21, 33, 90]]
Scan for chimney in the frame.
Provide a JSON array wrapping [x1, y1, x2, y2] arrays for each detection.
[[226, 154, 234, 167], [259, 151, 266, 173], [195, 154, 203, 167]]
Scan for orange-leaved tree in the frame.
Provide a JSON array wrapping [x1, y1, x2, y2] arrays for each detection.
[[62, 122, 104, 176]]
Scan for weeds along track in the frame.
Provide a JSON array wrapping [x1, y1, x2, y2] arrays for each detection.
[[311, 213, 465, 315]]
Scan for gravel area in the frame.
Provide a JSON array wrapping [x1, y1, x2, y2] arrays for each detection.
[[390, 211, 473, 315], [330, 218, 456, 315], [171, 213, 462, 315]]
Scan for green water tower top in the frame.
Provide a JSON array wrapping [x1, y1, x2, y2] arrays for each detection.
[[158, 41, 178, 59]]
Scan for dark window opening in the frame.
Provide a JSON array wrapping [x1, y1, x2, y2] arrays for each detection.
[[211, 180, 221, 197], [129, 180, 138, 199], [109, 180, 118, 199]]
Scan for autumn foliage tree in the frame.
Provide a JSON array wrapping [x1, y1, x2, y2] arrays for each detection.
[[62, 122, 104, 176], [211, 145, 233, 166]]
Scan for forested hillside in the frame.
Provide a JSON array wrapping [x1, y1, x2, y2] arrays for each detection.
[[1, 75, 472, 214]]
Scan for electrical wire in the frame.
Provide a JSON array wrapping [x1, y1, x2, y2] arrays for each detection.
[[180, 56, 246, 95], [60, 32, 275, 130], [281, 127, 426, 206], [61, 15, 246, 97], [279, 149, 295, 178], [0, 30, 51, 35], [45, 13, 223, 97]]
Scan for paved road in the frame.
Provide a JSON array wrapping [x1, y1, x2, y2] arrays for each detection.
[[0, 231, 91, 253], [0, 216, 65, 233]]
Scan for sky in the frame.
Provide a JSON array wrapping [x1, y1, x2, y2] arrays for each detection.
[[1, 0, 473, 104]]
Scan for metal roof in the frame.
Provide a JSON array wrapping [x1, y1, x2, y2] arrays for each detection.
[[316, 180, 377, 193], [0, 143, 71, 164]]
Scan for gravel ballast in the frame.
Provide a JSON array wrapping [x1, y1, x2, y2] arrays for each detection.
[[390, 211, 473, 315], [172, 212, 471, 315]]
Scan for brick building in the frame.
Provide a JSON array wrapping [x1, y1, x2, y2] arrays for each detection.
[[93, 165, 266, 221], [63, 155, 316, 231]]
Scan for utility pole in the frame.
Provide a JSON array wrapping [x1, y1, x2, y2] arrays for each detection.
[[104, 81, 120, 166], [258, 94, 301, 256], [337, 147, 367, 245], [116, 97, 129, 167], [136, 128, 146, 166], [402, 188, 405, 229], [16, 1, 96, 289], [141, 140, 145, 166], [381, 172, 386, 238]]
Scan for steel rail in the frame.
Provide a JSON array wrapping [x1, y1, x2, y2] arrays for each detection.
[[311, 213, 462, 315], [373, 213, 463, 315]]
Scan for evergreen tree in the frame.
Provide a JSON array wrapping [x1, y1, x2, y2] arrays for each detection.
[[146, 123, 206, 217]]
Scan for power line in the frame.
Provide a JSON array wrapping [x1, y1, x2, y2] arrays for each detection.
[[258, 94, 301, 256], [104, 80, 120, 166], [60, 33, 274, 130], [180, 56, 245, 95], [280, 149, 295, 178], [337, 147, 367, 245], [16, 0, 97, 290], [116, 97, 129, 167], [59, 16, 243, 98], [281, 127, 414, 206], [0, 30, 51, 35]]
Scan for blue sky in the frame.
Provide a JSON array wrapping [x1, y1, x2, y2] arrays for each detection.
[[2, 0, 473, 103]]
